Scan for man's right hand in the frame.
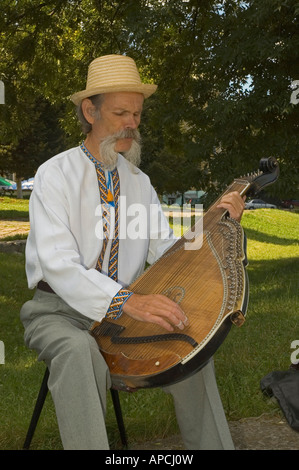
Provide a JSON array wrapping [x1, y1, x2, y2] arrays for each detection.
[[122, 293, 189, 332]]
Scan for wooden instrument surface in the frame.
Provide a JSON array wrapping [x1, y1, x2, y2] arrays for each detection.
[[91, 158, 279, 391]]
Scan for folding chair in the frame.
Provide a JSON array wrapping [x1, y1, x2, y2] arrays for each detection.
[[23, 367, 128, 449]]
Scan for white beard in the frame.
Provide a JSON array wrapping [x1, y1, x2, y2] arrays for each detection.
[[99, 129, 141, 171]]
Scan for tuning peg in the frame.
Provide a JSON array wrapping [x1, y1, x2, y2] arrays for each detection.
[[259, 157, 278, 173]]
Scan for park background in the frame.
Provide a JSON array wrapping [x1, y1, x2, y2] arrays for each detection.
[[0, 0, 298, 450]]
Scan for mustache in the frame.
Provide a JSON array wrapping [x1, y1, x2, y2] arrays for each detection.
[[101, 128, 141, 144]]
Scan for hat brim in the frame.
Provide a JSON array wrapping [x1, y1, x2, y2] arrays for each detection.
[[70, 83, 157, 105]]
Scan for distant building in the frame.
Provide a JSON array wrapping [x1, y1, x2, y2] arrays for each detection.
[[162, 190, 205, 206]]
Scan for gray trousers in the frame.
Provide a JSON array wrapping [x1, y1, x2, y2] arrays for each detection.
[[20, 289, 234, 450]]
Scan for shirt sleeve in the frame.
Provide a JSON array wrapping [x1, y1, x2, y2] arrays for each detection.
[[106, 288, 133, 319], [26, 164, 123, 322]]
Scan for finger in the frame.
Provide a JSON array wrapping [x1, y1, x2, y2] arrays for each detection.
[[154, 294, 188, 325], [127, 306, 178, 332], [219, 192, 245, 208], [156, 297, 190, 330], [145, 310, 187, 332], [123, 294, 188, 331], [217, 192, 245, 221], [144, 312, 176, 332]]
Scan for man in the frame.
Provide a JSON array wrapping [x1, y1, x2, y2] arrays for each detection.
[[20, 55, 245, 450]]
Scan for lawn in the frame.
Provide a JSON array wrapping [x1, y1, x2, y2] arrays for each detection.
[[0, 199, 298, 449], [0, 197, 30, 221], [215, 209, 299, 419]]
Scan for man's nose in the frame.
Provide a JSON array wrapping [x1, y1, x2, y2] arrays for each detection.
[[124, 114, 139, 129]]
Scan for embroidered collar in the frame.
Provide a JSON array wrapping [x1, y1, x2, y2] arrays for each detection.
[[80, 142, 103, 169]]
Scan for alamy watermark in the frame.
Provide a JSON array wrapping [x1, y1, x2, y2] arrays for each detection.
[[290, 80, 299, 105], [95, 198, 203, 251], [0, 80, 4, 104], [290, 340, 299, 366], [0, 341, 4, 364]]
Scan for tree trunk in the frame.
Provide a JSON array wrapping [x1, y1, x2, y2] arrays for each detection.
[[16, 177, 23, 199]]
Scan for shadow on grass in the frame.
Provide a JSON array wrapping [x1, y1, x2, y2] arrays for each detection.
[[244, 227, 299, 246], [247, 256, 298, 301], [0, 210, 29, 220], [215, 254, 297, 419]]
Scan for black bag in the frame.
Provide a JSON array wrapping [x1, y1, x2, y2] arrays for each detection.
[[260, 365, 299, 432]]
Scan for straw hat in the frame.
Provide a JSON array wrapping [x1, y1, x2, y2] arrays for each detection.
[[70, 54, 157, 105]]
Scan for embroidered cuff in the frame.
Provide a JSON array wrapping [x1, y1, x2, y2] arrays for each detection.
[[106, 288, 133, 320]]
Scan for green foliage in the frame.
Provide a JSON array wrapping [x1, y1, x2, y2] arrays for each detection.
[[0, 98, 68, 178], [0, 0, 298, 196]]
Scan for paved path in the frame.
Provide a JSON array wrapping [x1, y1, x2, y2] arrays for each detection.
[[129, 416, 299, 450]]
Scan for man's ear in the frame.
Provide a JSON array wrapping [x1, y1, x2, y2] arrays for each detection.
[[81, 98, 96, 124]]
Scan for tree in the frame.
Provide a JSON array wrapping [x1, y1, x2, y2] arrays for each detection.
[[0, 1, 74, 192], [100, 0, 299, 198], [1, 0, 298, 199], [192, 0, 299, 198], [0, 97, 67, 181]]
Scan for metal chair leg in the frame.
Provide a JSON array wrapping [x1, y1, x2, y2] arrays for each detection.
[[23, 368, 49, 450], [23, 368, 128, 449], [110, 388, 128, 448]]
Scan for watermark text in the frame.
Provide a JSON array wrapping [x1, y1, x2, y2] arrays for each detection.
[[94, 198, 203, 250], [291, 340, 299, 365], [290, 80, 299, 105], [0, 340, 4, 364]]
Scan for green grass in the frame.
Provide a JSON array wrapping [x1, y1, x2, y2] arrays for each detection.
[[215, 209, 299, 419], [0, 206, 298, 449], [0, 197, 29, 220]]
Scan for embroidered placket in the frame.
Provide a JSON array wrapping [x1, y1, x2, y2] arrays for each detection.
[[80, 143, 133, 318]]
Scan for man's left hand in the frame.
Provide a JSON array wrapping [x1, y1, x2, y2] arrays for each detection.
[[217, 192, 246, 222]]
